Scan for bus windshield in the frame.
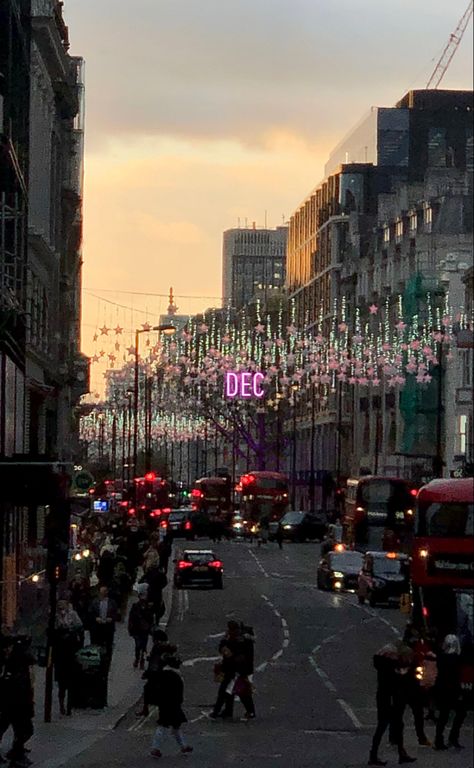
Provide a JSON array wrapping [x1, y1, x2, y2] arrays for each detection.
[[361, 480, 411, 505], [418, 502, 474, 538], [373, 557, 405, 577]]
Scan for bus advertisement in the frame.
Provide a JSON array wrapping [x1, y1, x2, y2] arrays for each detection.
[[343, 476, 417, 553], [411, 478, 474, 706], [238, 471, 289, 524]]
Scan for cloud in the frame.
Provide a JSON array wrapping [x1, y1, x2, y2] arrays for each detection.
[[66, 0, 473, 149]]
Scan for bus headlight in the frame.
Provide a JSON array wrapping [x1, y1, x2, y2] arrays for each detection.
[[334, 581, 342, 590], [419, 548, 429, 559]]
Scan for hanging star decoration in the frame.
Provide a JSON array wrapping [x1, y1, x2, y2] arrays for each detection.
[[141, 322, 152, 332], [369, 304, 378, 315], [91, 354, 100, 363], [127, 346, 135, 356], [93, 333, 98, 342], [114, 325, 123, 335], [100, 325, 110, 335], [254, 323, 265, 334]]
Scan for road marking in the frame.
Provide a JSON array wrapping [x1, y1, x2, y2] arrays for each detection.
[[128, 706, 157, 732], [207, 632, 225, 639], [337, 698, 362, 729], [247, 547, 269, 577], [182, 655, 220, 667], [260, 593, 290, 667], [308, 656, 337, 693]]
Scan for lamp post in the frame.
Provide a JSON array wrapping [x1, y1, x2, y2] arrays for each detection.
[[133, 324, 175, 480], [291, 384, 298, 509]]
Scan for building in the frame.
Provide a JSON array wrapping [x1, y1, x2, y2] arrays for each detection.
[[0, 0, 88, 629], [222, 224, 287, 310], [286, 89, 473, 502]]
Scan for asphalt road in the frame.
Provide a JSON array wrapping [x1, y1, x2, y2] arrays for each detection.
[[63, 539, 473, 768]]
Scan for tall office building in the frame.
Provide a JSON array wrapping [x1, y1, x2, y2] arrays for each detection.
[[222, 225, 287, 310]]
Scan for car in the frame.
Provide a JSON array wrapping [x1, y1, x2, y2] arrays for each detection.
[[357, 551, 410, 607], [173, 549, 223, 589], [275, 510, 326, 542], [317, 549, 364, 592], [166, 509, 195, 539]]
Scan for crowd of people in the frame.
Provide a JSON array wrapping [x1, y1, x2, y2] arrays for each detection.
[[368, 624, 469, 766]]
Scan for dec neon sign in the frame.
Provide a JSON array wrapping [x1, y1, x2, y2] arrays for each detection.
[[225, 372, 265, 399]]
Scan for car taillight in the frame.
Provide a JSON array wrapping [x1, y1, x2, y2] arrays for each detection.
[[208, 560, 222, 569], [184, 521, 192, 530], [178, 561, 193, 569], [160, 520, 168, 528]]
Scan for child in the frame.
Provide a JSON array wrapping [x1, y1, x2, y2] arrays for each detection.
[[150, 653, 193, 759]]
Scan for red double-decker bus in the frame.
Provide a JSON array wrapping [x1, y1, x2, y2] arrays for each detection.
[[238, 471, 289, 524], [411, 478, 474, 706], [343, 476, 417, 553]]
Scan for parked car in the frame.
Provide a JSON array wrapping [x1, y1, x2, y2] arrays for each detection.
[[166, 509, 195, 539], [357, 551, 410, 607], [317, 549, 363, 592], [173, 549, 223, 589], [274, 511, 326, 542]]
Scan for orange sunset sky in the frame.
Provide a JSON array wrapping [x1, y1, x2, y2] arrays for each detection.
[[62, 1, 473, 395]]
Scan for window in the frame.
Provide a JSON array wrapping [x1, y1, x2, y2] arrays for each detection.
[[421, 502, 474, 537], [409, 212, 418, 232], [457, 414, 468, 455], [424, 206, 432, 231], [395, 220, 403, 241], [383, 226, 390, 244]]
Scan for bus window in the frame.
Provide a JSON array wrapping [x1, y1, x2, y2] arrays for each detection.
[[421, 502, 474, 537]]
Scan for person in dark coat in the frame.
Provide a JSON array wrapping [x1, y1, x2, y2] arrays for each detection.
[[128, 587, 154, 669], [368, 642, 416, 766], [149, 654, 193, 759], [136, 631, 172, 717], [143, 564, 167, 625], [0, 635, 35, 766], [68, 569, 91, 629], [89, 586, 119, 662], [434, 634, 467, 750], [54, 601, 84, 715]]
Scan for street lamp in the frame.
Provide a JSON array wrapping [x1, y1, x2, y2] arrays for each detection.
[[133, 325, 175, 480], [291, 384, 298, 509]]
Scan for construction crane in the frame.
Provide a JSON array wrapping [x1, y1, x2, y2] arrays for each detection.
[[426, 1, 473, 89]]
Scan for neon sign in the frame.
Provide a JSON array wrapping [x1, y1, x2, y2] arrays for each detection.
[[225, 372, 265, 399]]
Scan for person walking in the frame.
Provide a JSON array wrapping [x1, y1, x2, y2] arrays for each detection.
[[128, 585, 154, 670], [434, 634, 467, 751], [368, 642, 416, 766], [210, 620, 255, 720], [143, 563, 168, 626], [275, 524, 284, 550], [0, 635, 35, 767], [54, 600, 84, 715], [89, 586, 119, 662], [149, 653, 193, 759], [137, 630, 173, 718], [68, 569, 91, 629]]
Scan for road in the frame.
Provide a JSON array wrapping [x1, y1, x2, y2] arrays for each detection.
[[63, 539, 472, 768]]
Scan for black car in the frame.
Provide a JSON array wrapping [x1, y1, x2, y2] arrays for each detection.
[[357, 551, 410, 607], [173, 549, 223, 589], [317, 550, 364, 592], [166, 509, 195, 539], [276, 511, 326, 542]]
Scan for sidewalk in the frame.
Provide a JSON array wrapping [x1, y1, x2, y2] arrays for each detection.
[[0, 576, 175, 768]]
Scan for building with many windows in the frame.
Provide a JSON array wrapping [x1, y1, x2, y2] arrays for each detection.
[[222, 225, 287, 310], [286, 89, 473, 504]]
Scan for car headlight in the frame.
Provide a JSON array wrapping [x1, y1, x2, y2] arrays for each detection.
[[283, 525, 292, 530], [334, 581, 342, 589], [332, 571, 344, 578], [233, 522, 243, 529]]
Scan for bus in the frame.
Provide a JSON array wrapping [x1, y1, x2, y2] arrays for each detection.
[[190, 476, 232, 535], [343, 476, 417, 553], [238, 471, 289, 524], [411, 478, 474, 706]]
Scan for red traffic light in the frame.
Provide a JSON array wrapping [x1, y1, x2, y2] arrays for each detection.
[[145, 472, 156, 482]]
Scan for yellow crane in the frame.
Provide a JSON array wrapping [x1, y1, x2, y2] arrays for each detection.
[[426, 1, 473, 89]]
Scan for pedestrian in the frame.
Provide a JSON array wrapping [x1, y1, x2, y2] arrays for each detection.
[[158, 534, 173, 574], [69, 569, 91, 629], [89, 585, 119, 662], [137, 630, 172, 717], [434, 634, 467, 751], [143, 563, 168, 625], [275, 525, 284, 550], [54, 600, 84, 715], [128, 585, 154, 670], [149, 653, 193, 759], [0, 634, 35, 767], [368, 642, 416, 766], [210, 620, 255, 720], [97, 546, 116, 587], [257, 521, 268, 547]]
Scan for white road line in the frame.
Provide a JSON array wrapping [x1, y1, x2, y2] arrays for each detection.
[[337, 699, 362, 730], [128, 706, 157, 732], [182, 655, 220, 667], [272, 650, 283, 661], [247, 547, 270, 577], [308, 656, 337, 693]]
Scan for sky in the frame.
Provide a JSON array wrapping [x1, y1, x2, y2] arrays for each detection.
[[62, 0, 473, 394]]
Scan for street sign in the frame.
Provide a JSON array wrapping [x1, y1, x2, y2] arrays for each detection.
[[73, 470, 94, 492]]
